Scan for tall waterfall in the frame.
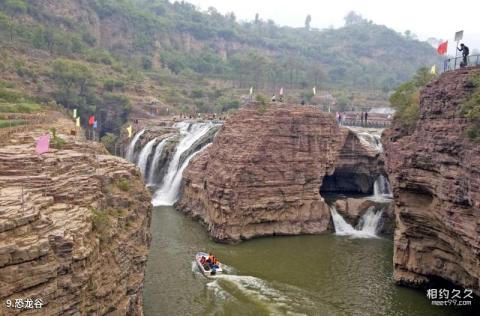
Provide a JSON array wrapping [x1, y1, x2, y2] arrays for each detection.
[[147, 138, 169, 186], [151, 122, 214, 206], [125, 129, 145, 162], [330, 206, 383, 238], [373, 175, 393, 200], [137, 138, 157, 178]]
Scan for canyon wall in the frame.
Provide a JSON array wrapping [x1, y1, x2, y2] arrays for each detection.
[[383, 68, 480, 295], [0, 113, 152, 315], [176, 103, 385, 242]]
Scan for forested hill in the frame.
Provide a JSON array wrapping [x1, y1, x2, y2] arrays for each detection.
[[0, 0, 440, 136]]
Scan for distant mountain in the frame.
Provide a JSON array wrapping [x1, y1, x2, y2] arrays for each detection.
[[0, 0, 442, 135]]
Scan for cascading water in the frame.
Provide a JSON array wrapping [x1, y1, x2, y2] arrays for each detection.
[[137, 138, 157, 178], [330, 206, 383, 238], [152, 123, 214, 206], [125, 129, 145, 162], [372, 174, 393, 200], [147, 138, 170, 186], [357, 132, 383, 152], [152, 143, 212, 206]]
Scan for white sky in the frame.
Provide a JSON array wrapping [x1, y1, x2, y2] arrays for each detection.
[[190, 0, 480, 53]]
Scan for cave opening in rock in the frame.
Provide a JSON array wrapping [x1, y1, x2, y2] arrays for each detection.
[[320, 169, 377, 195]]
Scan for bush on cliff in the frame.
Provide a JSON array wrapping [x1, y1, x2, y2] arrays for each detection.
[[459, 74, 480, 140], [390, 67, 435, 132]]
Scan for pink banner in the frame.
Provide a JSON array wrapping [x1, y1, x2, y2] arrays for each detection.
[[35, 134, 50, 155]]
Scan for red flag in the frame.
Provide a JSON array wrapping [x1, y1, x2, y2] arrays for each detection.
[[437, 41, 448, 55], [88, 115, 95, 126], [35, 134, 50, 155]]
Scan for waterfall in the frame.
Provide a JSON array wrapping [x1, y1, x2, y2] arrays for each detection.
[[137, 138, 157, 178], [152, 143, 212, 206], [125, 129, 145, 162], [147, 138, 169, 186], [357, 132, 383, 152], [330, 206, 382, 238], [151, 122, 214, 206], [373, 175, 393, 200]]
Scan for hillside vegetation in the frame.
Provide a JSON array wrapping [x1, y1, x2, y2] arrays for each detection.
[[0, 0, 441, 137]]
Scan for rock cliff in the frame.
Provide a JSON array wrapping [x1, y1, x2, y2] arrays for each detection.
[[176, 103, 385, 242], [0, 113, 152, 315], [383, 68, 480, 295]]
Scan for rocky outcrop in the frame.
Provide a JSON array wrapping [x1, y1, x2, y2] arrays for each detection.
[[0, 114, 152, 315], [321, 129, 385, 194], [176, 104, 350, 242], [383, 68, 480, 295]]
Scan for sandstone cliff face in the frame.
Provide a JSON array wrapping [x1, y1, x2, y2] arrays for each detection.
[[176, 104, 351, 242], [0, 114, 152, 315], [383, 68, 480, 295]]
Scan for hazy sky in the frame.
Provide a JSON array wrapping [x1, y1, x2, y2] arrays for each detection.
[[191, 0, 480, 53]]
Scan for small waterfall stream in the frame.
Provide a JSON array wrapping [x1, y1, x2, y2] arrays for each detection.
[[125, 129, 145, 162], [137, 138, 157, 178], [372, 175, 393, 200], [330, 206, 383, 238]]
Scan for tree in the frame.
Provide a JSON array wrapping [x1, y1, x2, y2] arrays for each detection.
[[344, 11, 365, 26], [305, 15, 311, 30], [254, 13, 260, 24]]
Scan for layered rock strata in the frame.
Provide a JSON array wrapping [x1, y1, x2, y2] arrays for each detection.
[[177, 104, 359, 242], [0, 114, 152, 315], [383, 68, 480, 295]]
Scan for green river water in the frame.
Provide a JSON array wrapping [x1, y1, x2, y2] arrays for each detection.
[[143, 206, 474, 316]]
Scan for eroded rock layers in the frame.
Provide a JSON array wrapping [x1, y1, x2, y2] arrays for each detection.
[[383, 68, 480, 295], [176, 104, 349, 242], [0, 116, 152, 315]]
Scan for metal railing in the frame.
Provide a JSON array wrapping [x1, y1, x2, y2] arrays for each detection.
[[444, 54, 480, 72]]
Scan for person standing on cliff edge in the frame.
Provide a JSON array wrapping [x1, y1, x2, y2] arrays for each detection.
[[458, 43, 469, 67]]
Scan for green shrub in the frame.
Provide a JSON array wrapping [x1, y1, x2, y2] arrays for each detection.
[[50, 128, 67, 149], [116, 178, 130, 191], [459, 74, 480, 140], [90, 207, 111, 237], [389, 67, 435, 132]]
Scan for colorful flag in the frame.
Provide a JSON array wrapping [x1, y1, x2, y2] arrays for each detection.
[[35, 134, 50, 155], [88, 115, 95, 126], [279, 87, 284, 96], [437, 41, 448, 55], [127, 125, 133, 138], [76, 117, 80, 127], [313, 86, 316, 95], [430, 64, 436, 75], [93, 121, 97, 129], [73, 109, 77, 118], [249, 87, 253, 95]]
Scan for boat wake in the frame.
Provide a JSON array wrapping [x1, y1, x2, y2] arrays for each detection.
[[204, 274, 313, 315]]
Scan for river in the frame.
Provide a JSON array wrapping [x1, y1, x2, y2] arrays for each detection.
[[143, 206, 470, 316]]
